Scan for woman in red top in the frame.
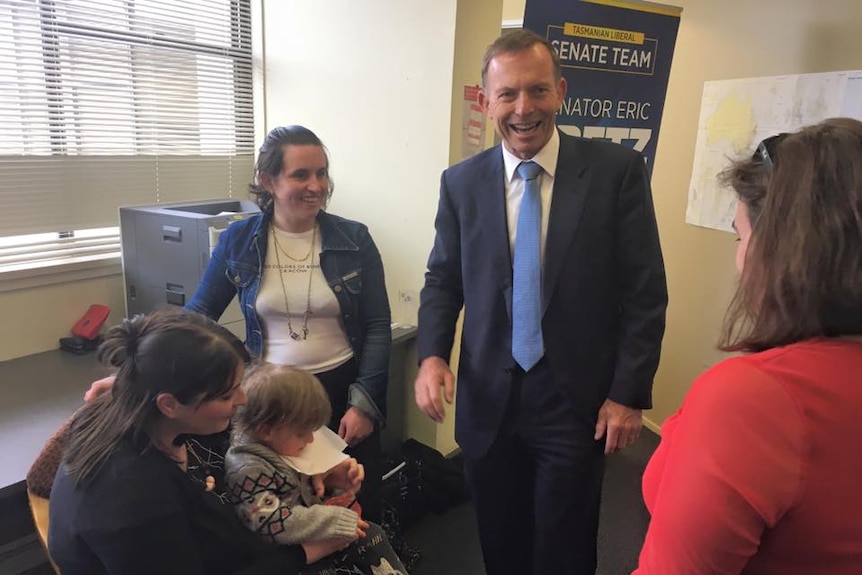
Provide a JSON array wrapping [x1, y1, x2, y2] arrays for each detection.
[[635, 118, 862, 575]]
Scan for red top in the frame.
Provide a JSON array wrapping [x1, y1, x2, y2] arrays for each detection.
[[635, 339, 862, 575]]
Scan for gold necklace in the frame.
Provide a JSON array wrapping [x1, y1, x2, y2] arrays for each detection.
[[271, 225, 316, 340], [272, 227, 315, 262]]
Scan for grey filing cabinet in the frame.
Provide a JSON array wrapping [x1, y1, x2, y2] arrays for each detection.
[[119, 198, 260, 336]]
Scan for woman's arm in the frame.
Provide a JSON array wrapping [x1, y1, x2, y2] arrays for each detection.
[[87, 511, 237, 575], [634, 360, 806, 575], [78, 464, 304, 575], [349, 228, 391, 423], [87, 510, 307, 575]]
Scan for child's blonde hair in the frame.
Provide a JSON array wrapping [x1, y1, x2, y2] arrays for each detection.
[[234, 363, 331, 440]]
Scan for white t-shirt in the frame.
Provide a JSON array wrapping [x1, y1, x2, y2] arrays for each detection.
[[257, 225, 353, 373]]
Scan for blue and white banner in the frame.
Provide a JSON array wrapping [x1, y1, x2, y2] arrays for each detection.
[[524, 0, 682, 175]]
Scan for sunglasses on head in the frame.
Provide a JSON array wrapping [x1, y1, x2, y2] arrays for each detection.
[[752, 133, 789, 172]]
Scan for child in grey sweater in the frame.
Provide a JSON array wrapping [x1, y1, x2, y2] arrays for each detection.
[[225, 363, 407, 575]]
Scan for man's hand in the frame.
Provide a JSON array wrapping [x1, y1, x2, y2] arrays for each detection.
[[414, 356, 455, 423], [594, 398, 642, 455], [338, 406, 374, 447]]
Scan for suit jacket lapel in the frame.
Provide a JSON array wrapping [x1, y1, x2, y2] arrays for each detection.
[[475, 150, 514, 321], [543, 134, 589, 314]]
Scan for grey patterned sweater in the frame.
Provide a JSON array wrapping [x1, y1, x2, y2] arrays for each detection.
[[224, 442, 358, 545]]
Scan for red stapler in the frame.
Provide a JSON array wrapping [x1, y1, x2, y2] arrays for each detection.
[[71, 304, 111, 340]]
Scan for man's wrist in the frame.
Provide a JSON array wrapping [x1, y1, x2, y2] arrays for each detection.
[[419, 355, 448, 368]]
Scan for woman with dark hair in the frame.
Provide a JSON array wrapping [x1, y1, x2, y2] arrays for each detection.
[[48, 309, 344, 574], [634, 118, 862, 574], [186, 125, 391, 521]]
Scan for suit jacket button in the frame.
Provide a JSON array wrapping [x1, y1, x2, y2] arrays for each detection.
[[334, 285, 342, 293]]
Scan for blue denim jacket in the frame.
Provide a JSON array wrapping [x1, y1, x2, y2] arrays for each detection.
[[186, 210, 392, 423]]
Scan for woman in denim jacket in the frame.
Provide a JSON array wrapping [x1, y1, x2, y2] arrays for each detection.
[[186, 125, 391, 521]]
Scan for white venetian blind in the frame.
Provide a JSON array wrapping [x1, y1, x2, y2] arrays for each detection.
[[0, 0, 254, 237]]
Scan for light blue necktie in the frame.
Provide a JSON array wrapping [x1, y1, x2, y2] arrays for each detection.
[[512, 161, 544, 371]]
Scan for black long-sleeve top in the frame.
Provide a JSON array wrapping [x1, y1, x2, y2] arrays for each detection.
[[48, 432, 306, 575]]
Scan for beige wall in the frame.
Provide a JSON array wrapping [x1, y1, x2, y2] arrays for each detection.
[[501, 0, 862, 430], [258, 0, 457, 331], [449, 0, 505, 166], [502, 0, 524, 22]]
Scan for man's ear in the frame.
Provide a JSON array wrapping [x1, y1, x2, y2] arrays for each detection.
[[155, 393, 183, 419], [478, 88, 491, 117], [556, 75, 568, 103]]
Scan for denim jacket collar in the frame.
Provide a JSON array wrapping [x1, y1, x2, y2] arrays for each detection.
[[251, 209, 360, 253]]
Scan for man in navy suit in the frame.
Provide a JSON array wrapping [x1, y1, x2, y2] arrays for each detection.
[[415, 29, 668, 575]]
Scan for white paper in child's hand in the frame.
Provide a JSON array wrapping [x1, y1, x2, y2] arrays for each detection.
[[280, 426, 349, 475]]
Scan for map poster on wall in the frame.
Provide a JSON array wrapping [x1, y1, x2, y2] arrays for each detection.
[[686, 70, 862, 232], [524, 0, 682, 176]]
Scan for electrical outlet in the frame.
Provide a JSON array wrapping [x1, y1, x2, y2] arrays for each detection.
[[397, 289, 420, 323]]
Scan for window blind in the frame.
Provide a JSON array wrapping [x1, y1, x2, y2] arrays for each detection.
[[0, 0, 254, 237]]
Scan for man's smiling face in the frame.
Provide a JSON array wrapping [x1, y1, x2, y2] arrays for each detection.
[[479, 44, 567, 160]]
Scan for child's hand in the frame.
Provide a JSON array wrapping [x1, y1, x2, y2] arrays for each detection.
[[324, 457, 365, 494], [355, 517, 369, 539], [311, 473, 326, 498]]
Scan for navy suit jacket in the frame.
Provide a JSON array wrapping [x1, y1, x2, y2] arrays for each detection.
[[418, 131, 668, 458]]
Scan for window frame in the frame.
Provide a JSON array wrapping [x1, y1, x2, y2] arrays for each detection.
[[0, 0, 253, 289]]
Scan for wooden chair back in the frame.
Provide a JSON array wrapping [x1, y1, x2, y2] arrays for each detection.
[[27, 489, 60, 574]]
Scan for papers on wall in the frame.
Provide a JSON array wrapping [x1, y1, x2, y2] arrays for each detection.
[[686, 70, 862, 232]]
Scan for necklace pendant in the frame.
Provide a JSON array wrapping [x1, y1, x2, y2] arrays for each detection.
[[272, 224, 316, 345]]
